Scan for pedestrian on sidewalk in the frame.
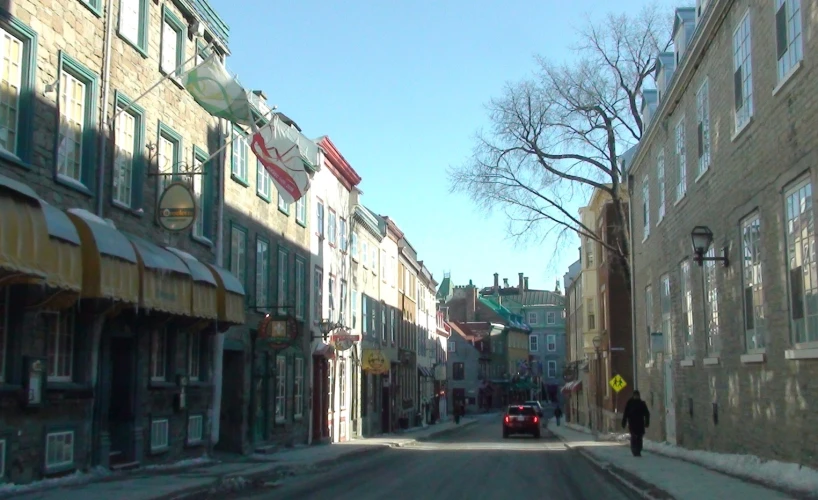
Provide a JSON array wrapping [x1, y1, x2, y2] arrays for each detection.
[[554, 406, 563, 426], [621, 390, 650, 457]]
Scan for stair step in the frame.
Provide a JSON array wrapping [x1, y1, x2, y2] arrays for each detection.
[[111, 460, 140, 472], [254, 444, 278, 454]]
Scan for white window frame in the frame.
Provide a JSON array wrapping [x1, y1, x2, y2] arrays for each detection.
[[645, 285, 654, 365], [370, 246, 377, 271], [775, 0, 803, 83], [275, 355, 286, 422], [785, 178, 818, 346], [156, 132, 177, 194], [680, 260, 694, 359], [340, 218, 348, 252], [339, 359, 346, 409], [256, 158, 271, 199], [277, 192, 289, 213], [361, 241, 369, 268], [191, 153, 205, 238], [703, 248, 721, 357], [187, 414, 204, 445], [160, 13, 183, 77], [351, 289, 358, 329], [546, 311, 556, 325], [113, 105, 136, 206], [328, 210, 337, 246], [340, 280, 348, 326], [733, 10, 754, 132], [45, 431, 75, 472], [0, 27, 24, 156], [547, 360, 557, 378], [57, 71, 87, 183], [295, 257, 305, 320], [231, 131, 248, 181], [118, 0, 143, 48], [150, 329, 167, 382], [230, 225, 246, 289], [47, 310, 75, 382], [316, 201, 325, 237], [256, 239, 270, 311], [641, 177, 650, 241], [295, 195, 307, 225], [294, 358, 304, 418], [741, 214, 766, 352], [527, 312, 537, 324], [350, 232, 359, 260], [696, 80, 711, 178], [529, 335, 538, 352], [188, 332, 201, 381], [546, 334, 556, 352], [657, 150, 666, 220], [660, 274, 672, 358], [674, 116, 686, 201], [277, 248, 289, 314], [150, 419, 170, 452]]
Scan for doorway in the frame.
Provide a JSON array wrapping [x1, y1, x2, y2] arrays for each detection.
[[217, 350, 245, 453], [108, 335, 136, 466], [312, 356, 329, 442], [663, 359, 677, 444], [381, 385, 390, 433], [252, 351, 269, 444]]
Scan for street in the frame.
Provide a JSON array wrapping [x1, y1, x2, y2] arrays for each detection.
[[250, 416, 641, 500]]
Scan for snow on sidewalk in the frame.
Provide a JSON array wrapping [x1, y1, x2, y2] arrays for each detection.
[[549, 421, 793, 500]]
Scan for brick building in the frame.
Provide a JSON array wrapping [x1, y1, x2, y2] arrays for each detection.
[[0, 0, 244, 483], [629, 0, 818, 467]]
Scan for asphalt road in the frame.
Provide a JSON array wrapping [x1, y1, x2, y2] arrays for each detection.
[[252, 416, 641, 500]]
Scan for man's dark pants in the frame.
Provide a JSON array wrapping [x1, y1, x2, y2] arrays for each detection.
[[630, 432, 644, 456]]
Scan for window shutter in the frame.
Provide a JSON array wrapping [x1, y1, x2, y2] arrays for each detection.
[[776, 3, 788, 60], [733, 67, 743, 111], [697, 122, 704, 158], [743, 286, 754, 330]]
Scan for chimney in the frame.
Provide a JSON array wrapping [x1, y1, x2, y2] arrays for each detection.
[[493, 273, 499, 292], [503, 278, 509, 288], [518, 272, 524, 291], [466, 284, 477, 322], [641, 89, 658, 127], [524, 277, 529, 290], [555, 280, 561, 294]]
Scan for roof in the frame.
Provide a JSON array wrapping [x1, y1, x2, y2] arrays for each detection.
[[448, 321, 489, 341], [478, 297, 531, 332], [479, 288, 565, 307], [436, 274, 453, 301]]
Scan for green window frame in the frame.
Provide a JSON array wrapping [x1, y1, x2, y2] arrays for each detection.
[[255, 235, 271, 311], [230, 127, 249, 185], [276, 245, 290, 314], [160, 5, 185, 78], [191, 146, 214, 242], [295, 195, 307, 226], [295, 255, 307, 320], [278, 192, 290, 215], [117, 0, 149, 56], [156, 121, 182, 194], [77, 0, 103, 17], [0, 15, 38, 166], [256, 157, 271, 202], [111, 91, 146, 211], [55, 51, 99, 194], [195, 41, 212, 65], [229, 222, 248, 292]]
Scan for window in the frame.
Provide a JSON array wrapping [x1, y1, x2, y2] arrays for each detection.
[[46, 310, 75, 382], [546, 311, 556, 325], [160, 6, 185, 78], [190, 147, 212, 240], [547, 361, 557, 378], [195, 43, 211, 66], [703, 248, 720, 356], [256, 158, 271, 200], [188, 332, 201, 381], [45, 431, 74, 472], [775, 0, 803, 82], [362, 297, 369, 335], [340, 280, 348, 326], [0, 438, 5, 478], [112, 93, 144, 208], [361, 241, 369, 268], [674, 117, 686, 201], [381, 306, 387, 341], [328, 210, 337, 245], [118, 0, 148, 53], [0, 21, 35, 161], [655, 151, 666, 220], [644, 285, 654, 364], [390, 309, 396, 343], [295, 195, 307, 226], [448, 340, 456, 352], [641, 178, 650, 240], [350, 233, 359, 260], [275, 355, 286, 422], [0, 289, 7, 383], [680, 260, 694, 359], [277, 192, 290, 215], [328, 276, 336, 321], [339, 360, 346, 408], [277, 247, 289, 314], [785, 178, 817, 345], [256, 238, 270, 310], [742, 215, 766, 352], [453, 362, 465, 380], [314, 267, 323, 321], [57, 54, 98, 189], [660, 274, 672, 357], [316, 201, 325, 237], [547, 334, 556, 351], [187, 415, 203, 445], [585, 239, 594, 267], [370, 246, 377, 270], [230, 224, 247, 289], [529, 335, 538, 352], [156, 123, 182, 194], [586, 298, 595, 330], [371, 301, 378, 338], [340, 219, 348, 252], [351, 289, 358, 329], [294, 358, 304, 418], [381, 250, 387, 279], [733, 11, 753, 131], [150, 329, 167, 381], [231, 130, 248, 182], [696, 80, 711, 177], [295, 256, 306, 320], [150, 419, 169, 452]]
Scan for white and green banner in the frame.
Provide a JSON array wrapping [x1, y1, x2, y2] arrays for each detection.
[[183, 55, 255, 127]]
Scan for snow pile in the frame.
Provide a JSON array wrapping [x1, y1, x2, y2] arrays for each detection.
[[646, 440, 818, 495], [0, 467, 111, 497], [141, 456, 214, 471]]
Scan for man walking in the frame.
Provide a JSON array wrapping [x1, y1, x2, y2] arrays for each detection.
[[553, 406, 563, 426], [621, 390, 650, 457]]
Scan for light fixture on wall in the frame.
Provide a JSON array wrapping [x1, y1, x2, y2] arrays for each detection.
[[690, 225, 729, 267]]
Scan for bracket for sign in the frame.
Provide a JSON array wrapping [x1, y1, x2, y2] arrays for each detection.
[[146, 159, 208, 177]]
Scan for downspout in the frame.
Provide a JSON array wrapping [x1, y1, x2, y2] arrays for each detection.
[[210, 117, 228, 446], [627, 173, 638, 392], [96, 0, 116, 217]]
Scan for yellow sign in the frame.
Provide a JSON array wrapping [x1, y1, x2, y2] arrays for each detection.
[[609, 374, 627, 393], [362, 349, 389, 375]]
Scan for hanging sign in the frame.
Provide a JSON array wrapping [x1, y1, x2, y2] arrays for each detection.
[[330, 329, 360, 351], [258, 315, 298, 348], [362, 349, 389, 375], [157, 182, 196, 232]]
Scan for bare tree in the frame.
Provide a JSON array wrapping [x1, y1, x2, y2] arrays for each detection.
[[449, 4, 672, 287]]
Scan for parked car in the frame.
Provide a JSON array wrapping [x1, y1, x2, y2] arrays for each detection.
[[524, 400, 544, 417], [503, 405, 541, 438]]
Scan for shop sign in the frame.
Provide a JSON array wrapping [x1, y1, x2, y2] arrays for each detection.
[[331, 329, 360, 351], [258, 315, 298, 348], [362, 349, 389, 375], [157, 182, 196, 232]]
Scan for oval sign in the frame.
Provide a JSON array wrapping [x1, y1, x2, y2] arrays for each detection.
[[157, 182, 196, 232]]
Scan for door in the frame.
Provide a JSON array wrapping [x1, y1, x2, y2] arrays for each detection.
[[217, 350, 245, 453], [252, 352, 269, 444], [312, 357, 329, 442], [108, 336, 136, 465], [663, 359, 677, 444], [381, 385, 390, 434]]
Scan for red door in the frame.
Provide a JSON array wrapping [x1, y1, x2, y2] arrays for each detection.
[[312, 357, 329, 442]]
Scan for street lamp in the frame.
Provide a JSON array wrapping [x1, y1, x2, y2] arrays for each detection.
[[592, 336, 602, 432], [317, 319, 339, 341], [691, 225, 729, 267]]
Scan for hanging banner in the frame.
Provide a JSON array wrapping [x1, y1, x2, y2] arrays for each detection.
[[361, 349, 389, 375], [250, 117, 312, 203], [183, 55, 256, 127]]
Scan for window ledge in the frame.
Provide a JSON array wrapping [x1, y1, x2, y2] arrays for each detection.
[[731, 117, 753, 143], [150, 381, 177, 390], [188, 381, 212, 388], [256, 191, 271, 203], [150, 446, 170, 456], [117, 31, 149, 58], [231, 174, 249, 187], [294, 415, 304, 421], [185, 440, 205, 449], [0, 148, 32, 169], [657, 213, 665, 226], [47, 382, 93, 395], [773, 60, 803, 96], [784, 348, 818, 360], [674, 194, 686, 207], [642, 234, 650, 244], [296, 219, 307, 228], [111, 200, 145, 218], [680, 359, 695, 367], [703, 357, 720, 366], [55, 174, 93, 196], [695, 167, 710, 183], [275, 418, 286, 425], [44, 463, 76, 476], [740, 352, 766, 364], [278, 207, 290, 217], [191, 234, 213, 248]]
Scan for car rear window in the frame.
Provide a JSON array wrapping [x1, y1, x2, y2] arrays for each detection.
[[524, 401, 539, 406], [508, 406, 537, 416]]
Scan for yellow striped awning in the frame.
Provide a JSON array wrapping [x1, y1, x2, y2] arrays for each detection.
[[165, 247, 218, 321], [124, 233, 192, 316], [204, 263, 246, 327]]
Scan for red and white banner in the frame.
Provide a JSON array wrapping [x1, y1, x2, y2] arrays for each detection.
[[250, 119, 312, 203]]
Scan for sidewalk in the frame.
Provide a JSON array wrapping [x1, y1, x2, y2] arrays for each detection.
[[548, 420, 800, 500], [1, 417, 477, 500]]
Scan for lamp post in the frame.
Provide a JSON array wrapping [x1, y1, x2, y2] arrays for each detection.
[[592, 335, 602, 432], [690, 225, 730, 267]]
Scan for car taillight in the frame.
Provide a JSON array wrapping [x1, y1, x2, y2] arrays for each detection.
[[504, 415, 509, 423], [533, 416, 539, 423]]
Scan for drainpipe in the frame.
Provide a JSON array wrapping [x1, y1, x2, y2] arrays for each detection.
[[210, 117, 228, 446], [96, 0, 116, 217], [627, 174, 638, 392]]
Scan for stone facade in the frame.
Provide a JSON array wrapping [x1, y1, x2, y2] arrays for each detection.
[[629, 0, 818, 467]]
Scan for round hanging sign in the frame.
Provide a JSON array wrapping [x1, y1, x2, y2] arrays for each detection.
[[330, 329, 360, 352], [157, 182, 196, 232]]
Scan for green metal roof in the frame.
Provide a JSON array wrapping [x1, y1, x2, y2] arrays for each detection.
[[436, 276, 452, 300], [478, 297, 531, 332]]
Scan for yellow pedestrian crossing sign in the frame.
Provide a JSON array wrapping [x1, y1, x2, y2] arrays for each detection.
[[609, 374, 627, 393]]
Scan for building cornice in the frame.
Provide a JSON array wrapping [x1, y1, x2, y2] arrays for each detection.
[[317, 136, 362, 192]]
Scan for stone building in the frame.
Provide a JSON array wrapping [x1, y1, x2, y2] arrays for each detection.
[[0, 0, 244, 483], [628, 0, 818, 467]]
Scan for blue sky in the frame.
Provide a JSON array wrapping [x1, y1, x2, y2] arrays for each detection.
[[209, 0, 665, 292]]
